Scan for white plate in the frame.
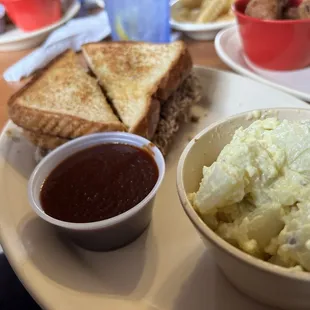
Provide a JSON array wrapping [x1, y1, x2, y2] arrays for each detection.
[[170, 0, 235, 40], [0, 67, 308, 310], [0, 1, 80, 51], [215, 26, 310, 102]]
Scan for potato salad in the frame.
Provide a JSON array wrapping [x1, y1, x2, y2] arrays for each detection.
[[190, 118, 310, 271]]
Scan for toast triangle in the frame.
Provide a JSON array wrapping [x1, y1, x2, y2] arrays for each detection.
[[82, 41, 192, 139], [8, 50, 125, 139]]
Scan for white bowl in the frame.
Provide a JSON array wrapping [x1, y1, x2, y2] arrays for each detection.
[[170, 0, 235, 40], [177, 108, 310, 310], [28, 132, 165, 251]]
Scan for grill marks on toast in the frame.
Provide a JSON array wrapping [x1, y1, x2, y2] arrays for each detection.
[[23, 129, 69, 150]]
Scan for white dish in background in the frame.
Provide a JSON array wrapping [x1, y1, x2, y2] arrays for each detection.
[[0, 0, 80, 51], [170, 0, 235, 41], [215, 26, 310, 102], [0, 67, 308, 310]]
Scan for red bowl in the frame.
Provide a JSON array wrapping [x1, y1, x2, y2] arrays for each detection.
[[233, 0, 310, 71], [0, 0, 61, 32]]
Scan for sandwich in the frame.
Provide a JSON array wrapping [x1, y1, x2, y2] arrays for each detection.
[[8, 41, 201, 158]]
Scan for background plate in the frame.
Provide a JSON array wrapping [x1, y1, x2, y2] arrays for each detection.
[[0, 67, 308, 310], [215, 26, 310, 102], [170, 0, 235, 41]]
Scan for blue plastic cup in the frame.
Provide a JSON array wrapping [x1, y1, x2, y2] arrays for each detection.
[[105, 0, 170, 43]]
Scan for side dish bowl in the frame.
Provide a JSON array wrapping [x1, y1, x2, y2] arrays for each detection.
[[233, 0, 310, 71], [170, 0, 235, 40], [28, 132, 165, 252], [177, 108, 310, 310]]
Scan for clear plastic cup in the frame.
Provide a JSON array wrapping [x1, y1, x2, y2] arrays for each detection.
[[105, 0, 170, 43]]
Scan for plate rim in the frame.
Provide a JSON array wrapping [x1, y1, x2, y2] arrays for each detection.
[[0, 66, 309, 310], [215, 26, 310, 102]]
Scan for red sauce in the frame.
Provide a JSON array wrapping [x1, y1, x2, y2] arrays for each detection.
[[40, 143, 159, 223]]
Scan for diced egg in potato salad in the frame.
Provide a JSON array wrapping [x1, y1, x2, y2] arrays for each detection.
[[190, 118, 310, 271]]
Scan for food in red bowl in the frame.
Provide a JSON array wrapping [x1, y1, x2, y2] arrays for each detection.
[[233, 0, 310, 71], [0, 0, 61, 32]]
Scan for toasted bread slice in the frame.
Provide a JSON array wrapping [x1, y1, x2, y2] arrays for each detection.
[[23, 130, 69, 150], [82, 41, 192, 139], [8, 50, 125, 139]]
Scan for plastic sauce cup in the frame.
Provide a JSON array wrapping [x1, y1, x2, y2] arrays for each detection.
[[28, 132, 165, 252]]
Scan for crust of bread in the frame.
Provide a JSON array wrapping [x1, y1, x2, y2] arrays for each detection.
[[155, 43, 193, 100], [129, 97, 160, 139], [8, 50, 126, 139], [24, 130, 69, 150], [134, 42, 192, 139], [9, 103, 125, 138]]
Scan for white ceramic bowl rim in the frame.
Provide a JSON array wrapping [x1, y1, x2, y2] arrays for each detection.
[[170, 0, 235, 31], [170, 18, 236, 31], [28, 132, 165, 231], [177, 107, 310, 282]]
